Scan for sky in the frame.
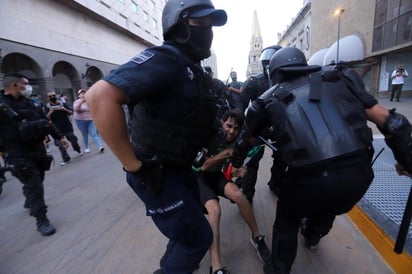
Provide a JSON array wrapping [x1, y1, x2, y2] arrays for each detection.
[[211, 0, 305, 81]]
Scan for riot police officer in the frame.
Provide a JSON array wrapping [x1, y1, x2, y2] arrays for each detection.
[[0, 141, 6, 193], [85, 1, 227, 273], [231, 47, 412, 274], [204, 66, 242, 127], [237, 45, 281, 202], [0, 72, 69, 236]]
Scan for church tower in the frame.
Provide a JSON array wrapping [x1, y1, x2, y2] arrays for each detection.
[[246, 10, 264, 78]]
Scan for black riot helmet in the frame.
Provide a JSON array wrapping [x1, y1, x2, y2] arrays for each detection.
[[269, 47, 320, 83], [162, 0, 227, 40], [259, 45, 282, 70]]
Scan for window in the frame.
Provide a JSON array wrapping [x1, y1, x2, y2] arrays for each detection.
[[143, 11, 149, 22], [387, 0, 400, 21], [305, 26, 310, 50], [372, 25, 384, 51], [383, 19, 398, 48], [400, 0, 412, 14], [373, 0, 412, 51], [131, 2, 138, 13], [152, 18, 157, 28], [374, 0, 387, 26], [396, 11, 412, 44]]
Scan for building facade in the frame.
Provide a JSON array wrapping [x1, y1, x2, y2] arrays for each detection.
[[278, 0, 412, 97], [0, 0, 165, 104]]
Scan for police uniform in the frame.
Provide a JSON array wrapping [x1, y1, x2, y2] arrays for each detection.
[[210, 77, 243, 115], [228, 78, 243, 103], [237, 73, 271, 202], [103, 42, 216, 273], [232, 65, 379, 273], [0, 90, 62, 223]]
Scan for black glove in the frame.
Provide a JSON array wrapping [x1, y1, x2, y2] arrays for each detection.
[[125, 155, 164, 195], [232, 138, 252, 168], [378, 109, 412, 174]]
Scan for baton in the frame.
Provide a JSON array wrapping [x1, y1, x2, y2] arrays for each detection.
[[258, 136, 278, 151], [225, 68, 233, 86], [394, 184, 412, 254], [371, 147, 385, 166]]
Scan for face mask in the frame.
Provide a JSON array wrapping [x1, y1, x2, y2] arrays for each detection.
[[188, 25, 213, 60], [21, 85, 33, 97], [32, 97, 40, 105], [49, 96, 57, 103]]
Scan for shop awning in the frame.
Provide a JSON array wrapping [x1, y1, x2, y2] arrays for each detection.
[[322, 34, 365, 65], [308, 48, 328, 66]]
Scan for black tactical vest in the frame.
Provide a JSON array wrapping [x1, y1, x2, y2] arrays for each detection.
[[267, 70, 372, 168], [0, 92, 42, 144], [130, 49, 217, 166]]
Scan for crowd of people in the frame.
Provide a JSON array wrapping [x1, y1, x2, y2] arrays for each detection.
[[1, 0, 411, 274]]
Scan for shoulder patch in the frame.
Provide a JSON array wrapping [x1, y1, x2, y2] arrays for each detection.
[[131, 50, 155, 65]]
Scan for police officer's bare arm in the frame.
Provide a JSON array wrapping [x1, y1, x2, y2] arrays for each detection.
[[365, 104, 389, 126], [85, 80, 141, 173]]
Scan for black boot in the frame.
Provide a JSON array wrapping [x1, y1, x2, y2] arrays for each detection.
[[300, 218, 321, 251], [23, 200, 31, 209], [0, 170, 6, 192], [0, 174, 6, 183], [36, 214, 56, 236]]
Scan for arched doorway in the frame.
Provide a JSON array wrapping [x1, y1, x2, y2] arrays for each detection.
[[1, 53, 43, 99], [52, 61, 80, 106], [83, 65, 103, 87]]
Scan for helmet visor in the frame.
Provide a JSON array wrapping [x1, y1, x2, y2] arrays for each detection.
[[260, 48, 279, 62], [190, 8, 227, 26]]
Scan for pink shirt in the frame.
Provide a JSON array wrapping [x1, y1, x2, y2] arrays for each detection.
[[73, 99, 92, 121]]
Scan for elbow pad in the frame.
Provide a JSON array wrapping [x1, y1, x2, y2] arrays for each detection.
[[378, 109, 412, 173], [341, 68, 378, 108]]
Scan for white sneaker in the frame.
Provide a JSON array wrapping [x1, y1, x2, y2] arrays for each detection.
[[60, 162, 66, 166], [85, 148, 91, 153]]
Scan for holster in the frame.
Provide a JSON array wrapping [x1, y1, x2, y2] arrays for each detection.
[[38, 154, 54, 171], [131, 156, 165, 195], [144, 164, 164, 195]]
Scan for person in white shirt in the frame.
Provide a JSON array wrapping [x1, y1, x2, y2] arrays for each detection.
[[390, 65, 408, 102]]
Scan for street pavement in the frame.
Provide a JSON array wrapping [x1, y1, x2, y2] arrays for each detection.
[[0, 96, 410, 273]]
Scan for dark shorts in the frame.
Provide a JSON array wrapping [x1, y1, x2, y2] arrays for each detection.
[[197, 172, 230, 206]]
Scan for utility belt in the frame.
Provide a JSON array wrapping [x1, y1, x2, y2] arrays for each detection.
[[283, 150, 372, 179], [6, 153, 54, 172], [19, 119, 51, 142]]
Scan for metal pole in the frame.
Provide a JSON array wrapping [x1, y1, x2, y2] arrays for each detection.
[[336, 14, 341, 63], [394, 185, 412, 254]]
